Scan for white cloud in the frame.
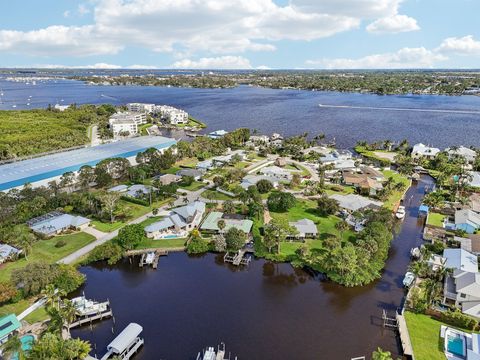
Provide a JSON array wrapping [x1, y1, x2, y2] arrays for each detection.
[[366, 14, 420, 34], [171, 56, 252, 69], [63, 10, 70, 18], [0, 0, 417, 58], [436, 35, 480, 56], [33, 63, 123, 69], [307, 47, 447, 69]]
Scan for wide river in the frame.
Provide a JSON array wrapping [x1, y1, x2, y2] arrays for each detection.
[[71, 176, 433, 359], [1, 78, 480, 148]]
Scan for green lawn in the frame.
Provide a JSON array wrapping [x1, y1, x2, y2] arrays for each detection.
[[202, 189, 235, 201], [91, 220, 124, 232], [234, 161, 250, 169], [0, 232, 96, 282], [427, 213, 445, 228], [179, 181, 205, 191], [325, 185, 355, 196], [176, 157, 198, 168], [354, 146, 396, 165], [270, 199, 355, 245], [139, 123, 153, 135], [0, 297, 49, 323], [382, 170, 411, 210], [404, 312, 447, 360]]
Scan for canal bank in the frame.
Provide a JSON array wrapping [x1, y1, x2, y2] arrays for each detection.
[[71, 175, 433, 359]]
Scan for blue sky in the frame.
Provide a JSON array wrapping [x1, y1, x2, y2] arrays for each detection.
[[0, 0, 479, 69]]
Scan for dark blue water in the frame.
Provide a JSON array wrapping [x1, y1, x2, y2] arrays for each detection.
[[71, 177, 433, 360], [1, 79, 480, 148]]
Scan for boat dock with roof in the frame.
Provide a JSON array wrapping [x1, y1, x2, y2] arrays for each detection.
[[99, 323, 144, 360]]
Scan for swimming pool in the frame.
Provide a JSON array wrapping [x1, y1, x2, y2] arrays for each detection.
[[162, 234, 180, 239], [11, 335, 35, 360], [446, 332, 466, 358]]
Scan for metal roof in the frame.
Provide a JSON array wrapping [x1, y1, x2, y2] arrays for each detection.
[[0, 314, 21, 340], [107, 323, 143, 354], [200, 211, 253, 233], [0, 136, 176, 191], [443, 248, 478, 273], [29, 213, 90, 235]]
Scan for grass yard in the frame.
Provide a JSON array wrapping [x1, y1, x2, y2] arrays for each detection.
[[270, 199, 355, 245], [176, 157, 198, 168], [202, 189, 234, 201], [139, 123, 153, 135], [404, 311, 447, 360], [179, 181, 205, 191], [0, 232, 96, 282], [163, 166, 181, 175], [382, 170, 411, 211], [354, 146, 396, 165], [234, 161, 250, 169], [91, 220, 124, 232], [427, 212, 445, 228], [0, 297, 49, 323]]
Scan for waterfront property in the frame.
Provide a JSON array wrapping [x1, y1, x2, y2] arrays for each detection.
[[329, 193, 383, 212], [200, 212, 253, 234], [441, 326, 480, 360], [453, 209, 480, 234], [103, 323, 144, 360], [446, 146, 477, 163], [208, 130, 228, 139], [0, 314, 21, 344], [108, 111, 147, 138], [0, 136, 177, 191], [287, 219, 318, 240], [411, 143, 440, 160], [144, 201, 206, 239], [27, 211, 91, 237]]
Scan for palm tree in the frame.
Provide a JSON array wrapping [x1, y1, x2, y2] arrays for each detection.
[[217, 219, 226, 234], [42, 285, 66, 311], [15, 231, 36, 261], [335, 220, 349, 240], [61, 299, 78, 335], [1, 335, 25, 360]]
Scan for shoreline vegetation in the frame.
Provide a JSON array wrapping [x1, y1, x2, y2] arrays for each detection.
[[72, 70, 480, 96]]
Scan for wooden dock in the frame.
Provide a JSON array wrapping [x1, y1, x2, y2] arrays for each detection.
[[396, 312, 415, 359], [224, 249, 251, 266], [69, 309, 113, 329]]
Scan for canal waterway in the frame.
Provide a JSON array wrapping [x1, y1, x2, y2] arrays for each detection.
[[71, 175, 434, 359]]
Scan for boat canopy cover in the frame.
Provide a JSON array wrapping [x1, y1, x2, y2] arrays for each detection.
[[107, 323, 143, 354]]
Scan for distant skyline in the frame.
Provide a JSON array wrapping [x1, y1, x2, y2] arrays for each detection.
[[0, 0, 479, 69]]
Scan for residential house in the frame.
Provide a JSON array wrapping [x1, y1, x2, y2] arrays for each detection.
[[153, 174, 181, 186], [0, 244, 21, 264], [108, 184, 129, 193], [446, 146, 477, 163], [240, 175, 280, 189], [126, 184, 156, 198], [287, 219, 318, 240], [27, 212, 91, 237], [200, 212, 253, 234], [444, 248, 478, 273], [0, 314, 21, 344], [259, 165, 294, 181], [329, 194, 383, 212], [249, 135, 270, 143], [455, 209, 480, 234], [411, 143, 440, 160], [144, 201, 206, 239], [342, 170, 383, 196], [456, 236, 480, 256], [470, 193, 480, 213], [176, 168, 205, 181]]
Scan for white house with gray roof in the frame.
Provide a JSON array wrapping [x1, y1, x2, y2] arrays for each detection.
[[329, 194, 383, 212], [0, 244, 21, 264], [411, 143, 440, 160], [28, 212, 91, 237], [240, 175, 280, 189], [455, 209, 480, 234], [144, 201, 206, 239], [446, 146, 477, 163], [288, 219, 318, 239]]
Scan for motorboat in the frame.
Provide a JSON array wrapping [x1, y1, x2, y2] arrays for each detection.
[[396, 206, 406, 219], [403, 272, 415, 288], [70, 293, 109, 316]]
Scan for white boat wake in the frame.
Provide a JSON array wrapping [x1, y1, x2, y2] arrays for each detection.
[[318, 103, 480, 115]]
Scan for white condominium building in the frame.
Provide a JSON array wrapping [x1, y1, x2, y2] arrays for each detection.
[[127, 103, 156, 113], [154, 105, 189, 125], [109, 111, 147, 137]]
